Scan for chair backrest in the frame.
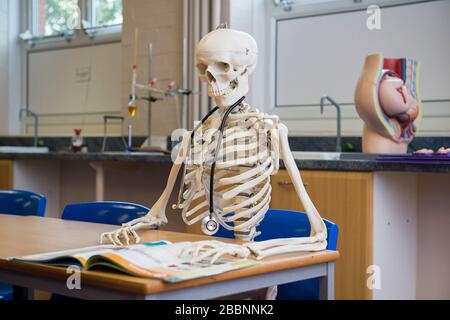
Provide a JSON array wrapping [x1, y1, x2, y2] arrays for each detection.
[[61, 202, 150, 225], [215, 209, 339, 300], [215, 209, 338, 250], [0, 189, 46, 217]]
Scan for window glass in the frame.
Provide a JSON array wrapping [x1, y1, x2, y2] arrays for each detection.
[[92, 0, 123, 27], [35, 0, 80, 36]]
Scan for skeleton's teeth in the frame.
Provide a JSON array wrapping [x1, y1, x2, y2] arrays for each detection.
[[208, 86, 233, 97], [208, 84, 234, 97]]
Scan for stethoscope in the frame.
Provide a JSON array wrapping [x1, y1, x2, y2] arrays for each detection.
[[173, 96, 246, 235]]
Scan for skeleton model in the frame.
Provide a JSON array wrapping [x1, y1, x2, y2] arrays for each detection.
[[101, 28, 327, 262]]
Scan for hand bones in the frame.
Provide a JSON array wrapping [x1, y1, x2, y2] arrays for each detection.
[[180, 237, 327, 264], [100, 215, 166, 246], [180, 240, 251, 264]]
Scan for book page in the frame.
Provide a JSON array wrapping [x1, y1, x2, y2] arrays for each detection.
[[97, 242, 258, 282], [10, 241, 258, 282], [8, 245, 118, 267], [9, 241, 172, 264]]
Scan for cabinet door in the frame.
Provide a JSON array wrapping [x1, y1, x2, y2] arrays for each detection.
[[0, 161, 13, 190], [271, 170, 373, 300]]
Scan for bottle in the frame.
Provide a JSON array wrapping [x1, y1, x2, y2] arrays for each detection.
[[71, 128, 84, 153]]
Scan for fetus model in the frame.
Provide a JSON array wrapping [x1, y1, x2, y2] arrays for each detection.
[[355, 54, 422, 154]]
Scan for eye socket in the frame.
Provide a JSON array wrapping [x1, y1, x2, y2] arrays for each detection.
[[217, 62, 230, 72], [196, 63, 207, 75]]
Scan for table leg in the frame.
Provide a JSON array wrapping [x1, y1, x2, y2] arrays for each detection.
[[319, 262, 335, 300], [90, 162, 105, 201], [13, 286, 33, 300]]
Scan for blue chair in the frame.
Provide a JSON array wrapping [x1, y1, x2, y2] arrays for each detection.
[[61, 201, 150, 225], [0, 189, 46, 217], [0, 189, 47, 300], [215, 209, 339, 300]]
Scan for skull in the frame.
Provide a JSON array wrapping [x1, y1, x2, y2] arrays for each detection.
[[196, 28, 258, 107]]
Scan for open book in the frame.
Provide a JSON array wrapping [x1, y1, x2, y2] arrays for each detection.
[[8, 241, 257, 283]]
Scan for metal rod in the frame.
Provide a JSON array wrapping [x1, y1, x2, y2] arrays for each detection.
[[128, 125, 133, 151], [34, 115, 39, 147], [320, 96, 342, 152], [182, 37, 188, 129], [147, 43, 153, 147], [19, 107, 39, 147]]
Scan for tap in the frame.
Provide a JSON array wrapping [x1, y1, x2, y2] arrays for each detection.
[[19, 107, 39, 147], [320, 96, 342, 152]]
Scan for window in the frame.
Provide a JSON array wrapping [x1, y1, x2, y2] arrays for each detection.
[[29, 0, 122, 38], [33, 0, 80, 36], [92, 0, 123, 27]]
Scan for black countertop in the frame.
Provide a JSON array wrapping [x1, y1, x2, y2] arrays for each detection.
[[1, 151, 449, 173]]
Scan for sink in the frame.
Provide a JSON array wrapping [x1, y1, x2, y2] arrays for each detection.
[[291, 151, 340, 160], [0, 146, 49, 153]]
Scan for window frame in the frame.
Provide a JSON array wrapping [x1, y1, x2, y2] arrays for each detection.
[[23, 0, 122, 48]]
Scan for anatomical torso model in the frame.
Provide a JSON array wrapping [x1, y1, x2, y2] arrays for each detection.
[[355, 54, 422, 154], [101, 28, 327, 262]]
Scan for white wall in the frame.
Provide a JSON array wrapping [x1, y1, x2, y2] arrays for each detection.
[[0, 0, 9, 134], [228, 0, 267, 110], [121, 0, 184, 140], [373, 172, 450, 299], [7, 0, 22, 135], [373, 172, 418, 299], [240, 0, 450, 136], [416, 173, 450, 299], [27, 43, 122, 136]]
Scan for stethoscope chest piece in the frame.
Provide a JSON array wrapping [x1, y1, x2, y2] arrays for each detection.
[[201, 215, 219, 236]]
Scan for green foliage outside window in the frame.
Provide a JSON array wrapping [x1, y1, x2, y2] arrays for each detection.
[[37, 0, 122, 36], [93, 0, 123, 27], [43, 0, 79, 35]]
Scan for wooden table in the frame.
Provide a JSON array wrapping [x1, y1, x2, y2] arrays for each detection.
[[0, 215, 339, 300]]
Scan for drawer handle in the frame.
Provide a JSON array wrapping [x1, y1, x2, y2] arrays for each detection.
[[277, 181, 308, 187]]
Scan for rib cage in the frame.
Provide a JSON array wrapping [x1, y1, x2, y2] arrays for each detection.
[[180, 103, 280, 241]]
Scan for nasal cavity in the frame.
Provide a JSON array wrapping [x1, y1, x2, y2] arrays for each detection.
[[206, 71, 216, 83]]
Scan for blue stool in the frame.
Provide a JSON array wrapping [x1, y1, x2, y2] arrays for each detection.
[[215, 209, 339, 300], [0, 189, 47, 300], [61, 201, 150, 225]]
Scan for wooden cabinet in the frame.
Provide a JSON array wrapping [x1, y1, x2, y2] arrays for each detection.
[[186, 168, 374, 299], [271, 170, 373, 300], [0, 160, 13, 190]]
